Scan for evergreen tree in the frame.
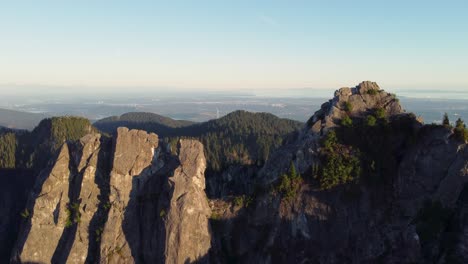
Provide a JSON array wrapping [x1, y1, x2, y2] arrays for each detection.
[[442, 113, 450, 127], [289, 161, 298, 179], [454, 118, 468, 142], [455, 118, 465, 129]]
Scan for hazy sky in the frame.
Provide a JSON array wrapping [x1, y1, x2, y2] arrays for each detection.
[[1, 0, 467, 92]]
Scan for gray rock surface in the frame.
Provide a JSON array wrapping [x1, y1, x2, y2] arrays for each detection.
[[99, 128, 159, 263], [307, 81, 404, 134], [209, 82, 468, 264], [9, 81, 468, 264], [13, 144, 72, 263], [164, 139, 211, 264], [12, 134, 110, 263], [12, 128, 211, 264], [67, 134, 104, 264]]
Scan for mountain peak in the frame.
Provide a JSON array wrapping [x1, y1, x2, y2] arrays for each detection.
[[307, 81, 406, 134]]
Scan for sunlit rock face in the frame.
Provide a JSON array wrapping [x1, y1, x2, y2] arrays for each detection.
[[12, 128, 211, 264], [307, 81, 404, 134]]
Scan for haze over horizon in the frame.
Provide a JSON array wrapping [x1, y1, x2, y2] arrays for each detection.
[[1, 0, 467, 93]]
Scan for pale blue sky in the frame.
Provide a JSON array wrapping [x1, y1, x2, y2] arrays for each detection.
[[1, 0, 467, 91]]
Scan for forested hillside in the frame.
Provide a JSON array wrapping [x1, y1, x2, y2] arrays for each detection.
[[0, 117, 96, 170], [96, 110, 303, 171], [169, 110, 303, 170]]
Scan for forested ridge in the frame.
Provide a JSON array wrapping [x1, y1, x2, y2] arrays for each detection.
[[97, 110, 303, 170], [167, 110, 303, 170], [1, 111, 302, 172], [0, 117, 95, 170]]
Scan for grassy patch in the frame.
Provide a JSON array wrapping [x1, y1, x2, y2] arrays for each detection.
[[343, 101, 353, 112], [367, 89, 378, 95]]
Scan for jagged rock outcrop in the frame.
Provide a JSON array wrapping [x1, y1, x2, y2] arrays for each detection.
[[66, 134, 107, 264], [7, 81, 468, 264], [12, 127, 211, 264], [260, 81, 417, 184], [12, 144, 72, 263], [99, 127, 159, 263], [208, 82, 468, 264], [164, 140, 211, 264], [307, 81, 404, 134], [12, 133, 110, 263]]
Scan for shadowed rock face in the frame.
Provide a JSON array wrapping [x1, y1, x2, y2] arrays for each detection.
[[261, 81, 414, 185], [13, 144, 72, 263], [207, 83, 468, 264], [11, 134, 111, 264], [66, 134, 104, 264], [11, 128, 211, 264]]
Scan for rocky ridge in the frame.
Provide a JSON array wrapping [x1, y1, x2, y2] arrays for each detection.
[[260, 81, 418, 184], [208, 81, 467, 263], [6, 81, 468, 263], [12, 128, 211, 264], [307, 81, 405, 134]]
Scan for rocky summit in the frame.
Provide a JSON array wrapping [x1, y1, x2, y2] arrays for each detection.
[[307, 81, 405, 134], [3, 81, 468, 263]]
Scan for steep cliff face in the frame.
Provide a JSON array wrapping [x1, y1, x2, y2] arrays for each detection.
[[164, 140, 211, 264], [99, 127, 159, 263], [13, 144, 73, 263], [235, 130, 467, 263], [12, 128, 211, 264], [11, 133, 109, 263], [260, 81, 414, 185], [67, 134, 108, 264]]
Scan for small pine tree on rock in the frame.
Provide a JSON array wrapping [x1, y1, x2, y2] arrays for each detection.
[[443, 113, 450, 127], [454, 118, 468, 142]]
